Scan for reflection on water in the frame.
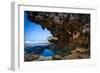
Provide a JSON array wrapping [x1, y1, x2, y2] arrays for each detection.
[[24, 41, 56, 61]]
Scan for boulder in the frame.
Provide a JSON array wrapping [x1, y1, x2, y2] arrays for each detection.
[[24, 53, 40, 61], [53, 55, 62, 60], [37, 55, 53, 61]]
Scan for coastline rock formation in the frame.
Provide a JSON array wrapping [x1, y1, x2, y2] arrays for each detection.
[[26, 11, 90, 59]]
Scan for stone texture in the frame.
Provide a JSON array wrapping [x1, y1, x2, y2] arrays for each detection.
[[26, 11, 90, 57], [37, 55, 53, 61]]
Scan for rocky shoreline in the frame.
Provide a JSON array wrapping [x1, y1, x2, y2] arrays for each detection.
[[24, 47, 90, 61], [24, 11, 90, 61]]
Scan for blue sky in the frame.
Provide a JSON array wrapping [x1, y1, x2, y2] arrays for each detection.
[[24, 11, 52, 42]]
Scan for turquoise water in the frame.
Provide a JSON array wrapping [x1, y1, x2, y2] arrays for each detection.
[[24, 11, 54, 57], [41, 49, 54, 57]]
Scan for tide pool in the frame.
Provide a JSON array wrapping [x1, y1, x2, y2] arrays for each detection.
[[41, 49, 54, 57]]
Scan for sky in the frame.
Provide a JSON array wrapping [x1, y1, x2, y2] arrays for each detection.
[[24, 11, 52, 42]]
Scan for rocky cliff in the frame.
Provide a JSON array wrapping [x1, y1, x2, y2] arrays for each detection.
[[26, 11, 90, 58]]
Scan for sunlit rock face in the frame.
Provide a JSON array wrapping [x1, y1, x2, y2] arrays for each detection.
[[26, 11, 90, 57]]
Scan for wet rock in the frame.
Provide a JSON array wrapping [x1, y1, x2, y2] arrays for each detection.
[[37, 55, 53, 61], [24, 53, 40, 61], [53, 55, 62, 60]]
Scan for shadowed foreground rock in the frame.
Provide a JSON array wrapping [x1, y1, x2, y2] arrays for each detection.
[[63, 48, 90, 59], [24, 53, 40, 61]]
